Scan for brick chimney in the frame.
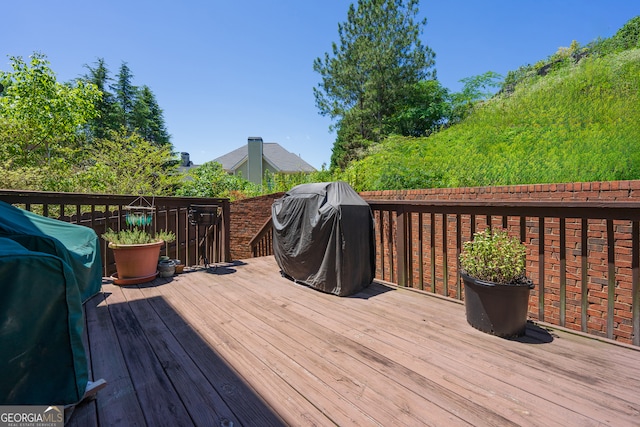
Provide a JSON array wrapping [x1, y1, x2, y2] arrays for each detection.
[[247, 137, 263, 185], [180, 152, 192, 167]]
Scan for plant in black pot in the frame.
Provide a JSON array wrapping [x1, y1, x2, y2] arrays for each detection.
[[459, 228, 534, 338]]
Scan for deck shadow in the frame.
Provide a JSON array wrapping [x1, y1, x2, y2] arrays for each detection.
[[73, 291, 285, 426], [348, 281, 395, 299], [186, 260, 248, 275], [510, 322, 556, 344]]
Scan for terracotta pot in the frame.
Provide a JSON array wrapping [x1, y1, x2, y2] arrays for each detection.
[[461, 272, 534, 338], [109, 240, 163, 283]]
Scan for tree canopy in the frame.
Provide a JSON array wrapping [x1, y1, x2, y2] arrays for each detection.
[[313, 0, 436, 169], [83, 58, 121, 139], [84, 59, 170, 146], [0, 53, 175, 194], [0, 53, 100, 168]]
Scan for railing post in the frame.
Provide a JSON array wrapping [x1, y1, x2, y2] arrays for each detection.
[[418, 213, 424, 290], [378, 210, 385, 280], [538, 216, 545, 322], [442, 213, 448, 297], [456, 214, 462, 298], [633, 221, 639, 346], [222, 200, 231, 262], [430, 213, 436, 293], [607, 219, 615, 340], [581, 218, 589, 332], [388, 211, 395, 283], [396, 206, 407, 287], [560, 217, 566, 327]]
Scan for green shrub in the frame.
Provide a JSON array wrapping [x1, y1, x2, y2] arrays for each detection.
[[459, 229, 526, 284], [102, 228, 176, 246], [339, 47, 640, 191]]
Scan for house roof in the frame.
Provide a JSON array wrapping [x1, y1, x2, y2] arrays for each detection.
[[214, 142, 316, 173]]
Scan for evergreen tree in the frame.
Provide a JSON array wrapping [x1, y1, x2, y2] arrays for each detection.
[[111, 62, 137, 130], [83, 58, 120, 139], [313, 0, 436, 168], [131, 85, 171, 146]]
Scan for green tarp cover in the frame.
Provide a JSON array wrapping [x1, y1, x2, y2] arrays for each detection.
[[0, 237, 88, 405], [0, 201, 102, 302]]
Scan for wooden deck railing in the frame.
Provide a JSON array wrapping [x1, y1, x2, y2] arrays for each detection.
[[0, 190, 231, 276], [250, 199, 640, 346], [249, 217, 274, 257]]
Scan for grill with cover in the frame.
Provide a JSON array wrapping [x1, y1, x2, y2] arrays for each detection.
[[271, 182, 375, 296]]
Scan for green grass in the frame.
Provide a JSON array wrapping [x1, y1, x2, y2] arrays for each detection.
[[338, 49, 640, 191]]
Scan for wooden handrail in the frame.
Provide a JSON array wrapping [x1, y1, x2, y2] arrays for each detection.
[[249, 216, 273, 257], [0, 190, 231, 275]]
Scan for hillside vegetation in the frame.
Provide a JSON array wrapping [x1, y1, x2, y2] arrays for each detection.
[[338, 47, 640, 191]]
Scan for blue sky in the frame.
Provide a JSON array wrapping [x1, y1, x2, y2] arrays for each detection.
[[2, 1, 638, 169]]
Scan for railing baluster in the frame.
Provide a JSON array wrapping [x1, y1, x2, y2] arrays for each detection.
[[379, 210, 385, 280], [407, 211, 413, 287], [418, 213, 424, 290], [396, 207, 407, 287], [633, 221, 639, 346], [607, 219, 615, 340], [388, 211, 395, 283], [539, 216, 545, 322], [456, 214, 461, 299], [560, 217, 567, 327], [430, 212, 436, 293], [582, 218, 589, 332], [195, 223, 201, 265], [442, 214, 448, 297], [185, 207, 191, 266]]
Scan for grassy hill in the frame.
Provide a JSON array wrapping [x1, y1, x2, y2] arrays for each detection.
[[339, 47, 640, 191]]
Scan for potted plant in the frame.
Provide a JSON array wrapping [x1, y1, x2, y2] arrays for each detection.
[[102, 228, 176, 285], [459, 228, 534, 338]]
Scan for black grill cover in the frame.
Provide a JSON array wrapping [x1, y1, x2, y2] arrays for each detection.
[[272, 182, 375, 296]]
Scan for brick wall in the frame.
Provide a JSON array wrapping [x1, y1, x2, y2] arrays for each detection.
[[230, 192, 283, 260], [232, 180, 640, 260], [360, 180, 640, 202]]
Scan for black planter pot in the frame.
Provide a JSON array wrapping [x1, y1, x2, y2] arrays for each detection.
[[461, 272, 534, 338]]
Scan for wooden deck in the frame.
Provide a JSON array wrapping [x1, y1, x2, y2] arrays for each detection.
[[67, 256, 640, 426]]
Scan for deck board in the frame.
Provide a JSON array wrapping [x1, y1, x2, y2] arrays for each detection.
[[70, 256, 640, 426]]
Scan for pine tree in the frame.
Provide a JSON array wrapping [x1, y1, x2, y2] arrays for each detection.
[[131, 85, 171, 146], [111, 62, 138, 131], [313, 0, 436, 169], [83, 58, 120, 139]]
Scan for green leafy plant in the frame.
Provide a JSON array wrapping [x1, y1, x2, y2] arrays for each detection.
[[339, 45, 640, 190], [459, 228, 527, 284], [102, 228, 175, 247]]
